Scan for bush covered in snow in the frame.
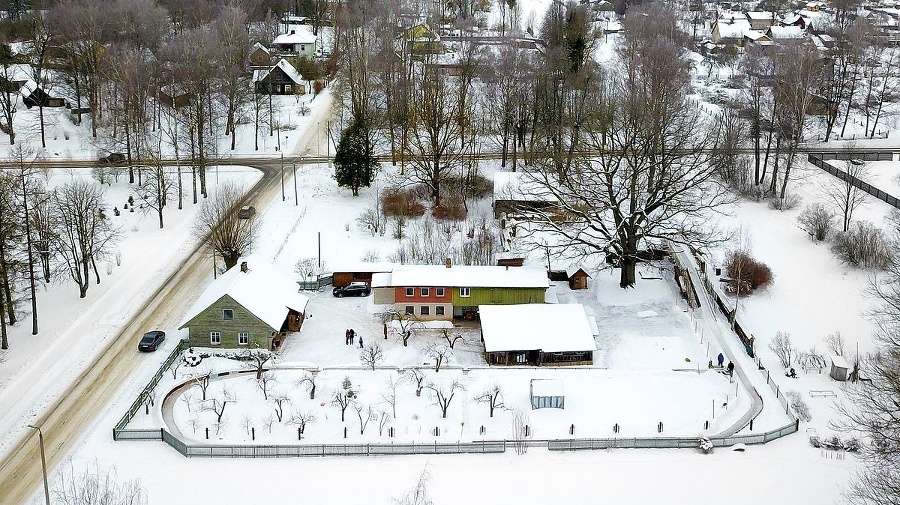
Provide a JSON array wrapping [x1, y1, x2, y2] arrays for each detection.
[[785, 390, 811, 422]]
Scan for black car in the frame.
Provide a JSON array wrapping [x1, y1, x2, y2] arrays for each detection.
[[138, 330, 166, 352], [332, 282, 370, 297], [98, 152, 126, 166]]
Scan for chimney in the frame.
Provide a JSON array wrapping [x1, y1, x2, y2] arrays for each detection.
[[240, 261, 248, 273], [445, 258, 452, 268]]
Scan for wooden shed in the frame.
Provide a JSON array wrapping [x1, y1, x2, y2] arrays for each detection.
[[830, 355, 849, 381], [566, 266, 591, 290], [332, 262, 397, 288]]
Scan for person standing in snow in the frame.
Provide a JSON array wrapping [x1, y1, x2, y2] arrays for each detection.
[[349, 329, 355, 345], [727, 361, 735, 376], [383, 322, 388, 340], [359, 336, 364, 348], [717, 353, 724, 368], [345, 329, 350, 345]]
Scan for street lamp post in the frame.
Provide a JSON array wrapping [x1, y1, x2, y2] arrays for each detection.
[[28, 424, 51, 505], [281, 152, 285, 201]]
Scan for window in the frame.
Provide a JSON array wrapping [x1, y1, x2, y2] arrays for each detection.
[[238, 332, 249, 345], [459, 287, 471, 297], [421, 306, 430, 316], [223, 309, 234, 320], [300, 45, 306, 52], [421, 287, 430, 297], [406, 288, 414, 297], [210, 332, 221, 345], [405, 305, 414, 315], [436, 287, 445, 297], [435, 305, 445, 316]]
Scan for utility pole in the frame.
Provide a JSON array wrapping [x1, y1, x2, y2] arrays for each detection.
[[28, 425, 50, 505], [318, 231, 321, 269], [280, 152, 285, 201], [293, 161, 298, 206]]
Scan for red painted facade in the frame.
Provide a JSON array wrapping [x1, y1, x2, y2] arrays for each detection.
[[394, 286, 452, 304]]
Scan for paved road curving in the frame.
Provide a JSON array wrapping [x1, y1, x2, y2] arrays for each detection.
[[0, 93, 334, 505]]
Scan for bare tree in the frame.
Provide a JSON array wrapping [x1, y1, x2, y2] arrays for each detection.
[[288, 409, 316, 435], [256, 371, 276, 400], [353, 402, 375, 435], [822, 158, 870, 233], [135, 160, 176, 229], [393, 468, 433, 505], [381, 373, 402, 418], [52, 180, 120, 298], [404, 368, 427, 397], [474, 384, 505, 418], [52, 461, 147, 505], [272, 392, 289, 422], [210, 388, 235, 433], [425, 380, 463, 419], [825, 331, 846, 357], [0, 43, 18, 144], [439, 328, 463, 349], [425, 343, 452, 373], [296, 371, 317, 399], [244, 347, 274, 380], [194, 371, 211, 401], [359, 342, 384, 370], [769, 331, 796, 368], [510, 408, 529, 455], [194, 181, 256, 270], [331, 376, 357, 422], [169, 359, 183, 379], [386, 310, 422, 347]]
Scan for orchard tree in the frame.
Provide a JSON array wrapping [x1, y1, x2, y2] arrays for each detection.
[[333, 118, 376, 196], [331, 376, 356, 422]]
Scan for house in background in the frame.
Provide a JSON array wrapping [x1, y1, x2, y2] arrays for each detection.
[[179, 260, 309, 350], [273, 27, 317, 59], [249, 42, 273, 68], [253, 58, 305, 95], [548, 265, 591, 290], [400, 24, 443, 55], [711, 17, 751, 45], [479, 304, 596, 365], [745, 11, 775, 31], [493, 170, 556, 219], [372, 261, 549, 321], [332, 262, 398, 288]]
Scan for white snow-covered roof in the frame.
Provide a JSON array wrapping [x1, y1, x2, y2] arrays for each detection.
[[371, 272, 392, 288], [531, 379, 564, 397], [479, 304, 596, 353], [493, 171, 554, 202], [769, 25, 805, 39], [390, 265, 549, 289], [274, 29, 317, 45], [179, 258, 309, 331], [565, 265, 590, 278], [253, 59, 304, 85], [714, 18, 751, 39], [251, 41, 270, 54], [332, 262, 399, 274], [744, 29, 770, 41], [746, 11, 775, 20]]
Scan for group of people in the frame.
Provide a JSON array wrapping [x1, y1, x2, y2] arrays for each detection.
[[345, 328, 363, 348], [716, 353, 736, 376]]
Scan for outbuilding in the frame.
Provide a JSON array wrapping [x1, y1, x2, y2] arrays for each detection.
[[479, 303, 596, 365], [530, 379, 565, 409], [830, 355, 849, 381]]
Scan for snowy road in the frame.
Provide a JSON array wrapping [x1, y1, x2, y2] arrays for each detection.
[[0, 94, 335, 505]]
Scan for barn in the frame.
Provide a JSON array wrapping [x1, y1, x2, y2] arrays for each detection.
[[479, 304, 596, 366]]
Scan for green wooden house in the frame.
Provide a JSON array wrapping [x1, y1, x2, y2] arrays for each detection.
[[179, 260, 309, 350]]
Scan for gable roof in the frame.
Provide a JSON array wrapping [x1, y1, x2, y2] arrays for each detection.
[[274, 28, 317, 45], [253, 58, 304, 84], [479, 304, 596, 353], [251, 42, 270, 55], [713, 18, 751, 39], [389, 265, 549, 289], [768, 25, 806, 39], [179, 258, 309, 331]]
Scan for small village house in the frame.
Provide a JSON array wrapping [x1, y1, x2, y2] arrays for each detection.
[[372, 262, 548, 321], [273, 27, 317, 59], [479, 304, 596, 366], [253, 58, 305, 95], [332, 262, 397, 288], [400, 24, 443, 55], [249, 42, 272, 68], [179, 260, 309, 350]]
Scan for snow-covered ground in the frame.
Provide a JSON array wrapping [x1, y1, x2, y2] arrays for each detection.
[[4, 1, 895, 503]]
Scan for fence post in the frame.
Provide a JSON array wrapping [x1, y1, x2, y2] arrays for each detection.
[[570, 424, 574, 435], [749, 419, 754, 431], [205, 427, 209, 440], [298, 427, 302, 440]]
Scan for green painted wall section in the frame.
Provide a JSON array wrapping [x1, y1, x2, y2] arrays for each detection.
[[183, 294, 273, 349], [451, 287, 546, 306]]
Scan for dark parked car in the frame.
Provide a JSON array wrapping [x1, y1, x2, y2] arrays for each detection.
[[239, 205, 256, 219], [138, 330, 166, 352], [98, 152, 126, 166], [332, 282, 370, 297]]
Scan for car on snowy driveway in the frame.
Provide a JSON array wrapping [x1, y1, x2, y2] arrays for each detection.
[[98, 152, 126, 166], [332, 282, 370, 297], [138, 330, 166, 352]]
